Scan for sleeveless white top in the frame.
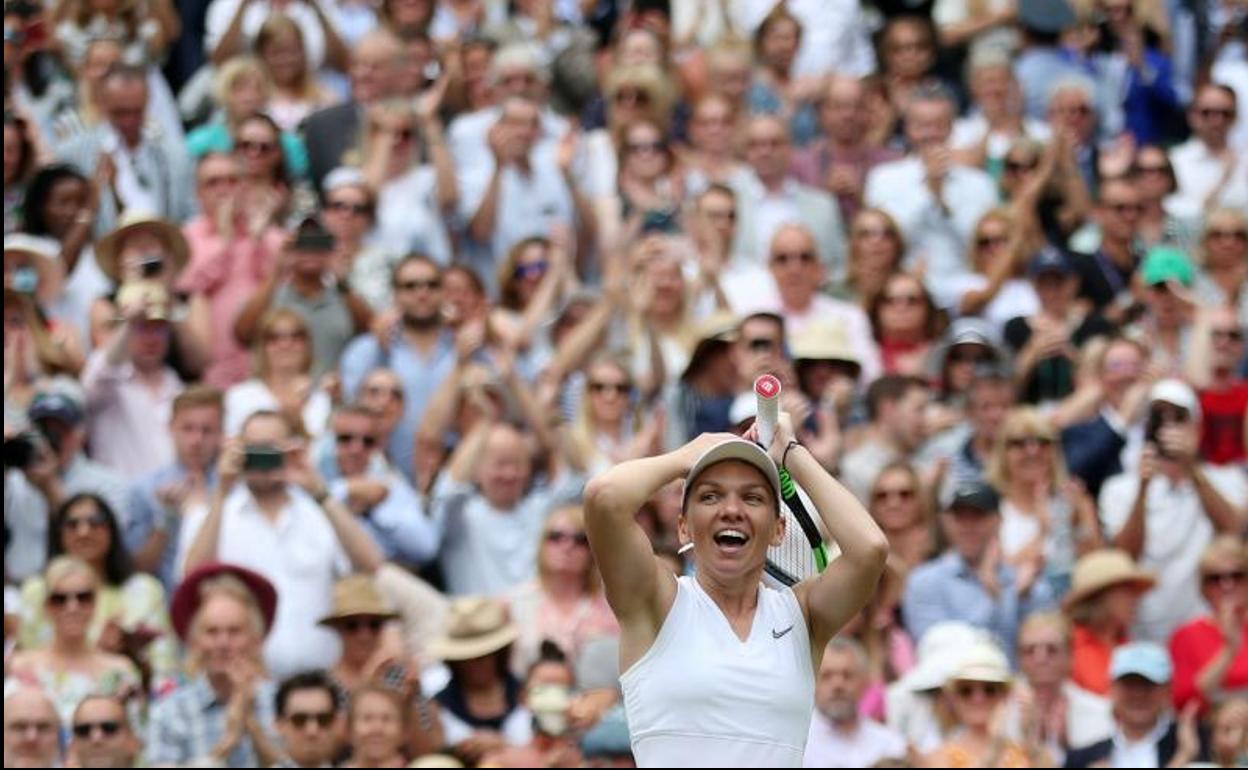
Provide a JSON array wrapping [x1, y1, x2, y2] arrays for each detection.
[[620, 575, 815, 768]]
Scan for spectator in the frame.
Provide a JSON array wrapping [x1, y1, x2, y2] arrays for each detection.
[[868, 461, 935, 575], [224, 308, 333, 438], [252, 15, 340, 133], [508, 505, 619, 674], [2, 688, 61, 769], [125, 385, 224, 590], [865, 84, 998, 301], [1169, 536, 1248, 713], [1206, 698, 1248, 768], [1131, 145, 1188, 252], [353, 368, 413, 481], [564, 355, 662, 476], [1044, 75, 1102, 197], [1192, 305, 1247, 466], [1192, 208, 1248, 328], [788, 321, 863, 432], [730, 115, 846, 277], [4, 113, 40, 233], [205, 0, 347, 72], [679, 94, 750, 199], [7, 556, 141, 725], [596, 118, 682, 244], [491, 232, 577, 365], [4, 385, 130, 582], [746, 7, 819, 147], [148, 562, 281, 767], [1131, 246, 1199, 375], [273, 671, 343, 769], [325, 403, 439, 565], [319, 168, 396, 314], [82, 281, 182, 477], [66, 694, 141, 769], [1063, 642, 1189, 768], [1014, 0, 1083, 121], [941, 365, 1015, 493], [1100, 379, 1248, 642], [803, 638, 908, 767], [904, 481, 1056, 656], [1063, 548, 1155, 696], [1167, 84, 1247, 219], [1072, 176, 1144, 318], [179, 409, 384, 676], [231, 112, 304, 231], [318, 573, 401, 693], [950, 49, 1049, 174], [841, 374, 930, 503], [340, 685, 409, 767], [876, 16, 947, 117], [868, 272, 943, 377], [946, 209, 1036, 325], [834, 207, 905, 310], [928, 318, 1006, 425], [1092, 0, 1181, 144]]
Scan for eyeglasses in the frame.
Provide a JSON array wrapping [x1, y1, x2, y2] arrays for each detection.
[[1020, 642, 1063, 657], [237, 139, 277, 154], [614, 88, 652, 105], [1202, 570, 1247, 588], [513, 261, 549, 280], [955, 682, 1004, 699], [1106, 202, 1143, 216], [1212, 328, 1244, 343], [371, 124, 415, 141], [853, 226, 893, 239], [326, 200, 371, 216], [873, 487, 915, 503], [265, 329, 308, 343], [72, 720, 122, 739], [62, 512, 108, 531], [883, 293, 923, 307], [364, 384, 404, 400], [339, 617, 385, 633], [335, 432, 377, 448], [771, 251, 817, 265], [1006, 435, 1053, 450], [1197, 107, 1235, 121], [8, 721, 56, 737], [976, 234, 1008, 249], [1004, 160, 1037, 174], [395, 278, 441, 292], [545, 530, 590, 547], [48, 590, 95, 608], [287, 711, 335, 729], [626, 140, 666, 154], [589, 381, 630, 396], [746, 338, 778, 352], [1207, 228, 1248, 242]]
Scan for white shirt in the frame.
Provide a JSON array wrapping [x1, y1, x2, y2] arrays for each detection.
[[864, 156, 999, 301], [730, 0, 875, 77], [204, 0, 335, 70], [374, 165, 453, 265], [621, 575, 814, 768], [803, 714, 907, 768], [223, 379, 331, 439], [1099, 466, 1248, 643], [100, 126, 159, 215], [1165, 138, 1248, 219], [1212, 58, 1248, 150], [938, 274, 1040, 327], [177, 484, 349, 678], [1109, 718, 1171, 768], [949, 114, 1051, 164]]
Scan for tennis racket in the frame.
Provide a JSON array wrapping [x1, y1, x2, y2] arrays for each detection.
[[755, 374, 830, 586]]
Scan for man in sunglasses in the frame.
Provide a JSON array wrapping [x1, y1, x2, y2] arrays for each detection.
[[1169, 83, 1247, 218], [1196, 305, 1247, 466], [1072, 177, 1144, 315], [324, 404, 438, 567], [273, 672, 342, 769], [66, 695, 139, 768]]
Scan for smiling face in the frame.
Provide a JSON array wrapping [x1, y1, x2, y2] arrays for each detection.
[[350, 690, 403, 764], [59, 497, 113, 567], [679, 460, 783, 581]]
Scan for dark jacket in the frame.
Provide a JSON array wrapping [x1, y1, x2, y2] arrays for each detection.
[[301, 102, 362, 192], [1064, 722, 1178, 768], [1061, 413, 1127, 497]]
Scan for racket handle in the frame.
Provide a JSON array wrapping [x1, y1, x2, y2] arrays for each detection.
[[754, 374, 781, 450]]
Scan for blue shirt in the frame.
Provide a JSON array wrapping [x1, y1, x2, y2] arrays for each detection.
[[328, 466, 441, 566], [903, 551, 1056, 661], [125, 463, 218, 592], [146, 676, 278, 768], [339, 328, 457, 482], [1015, 47, 1087, 121]]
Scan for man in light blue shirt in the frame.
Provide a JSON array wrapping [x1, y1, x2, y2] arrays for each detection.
[[903, 481, 1055, 659]]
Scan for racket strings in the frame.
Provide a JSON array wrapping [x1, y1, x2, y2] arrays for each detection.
[[767, 502, 818, 583]]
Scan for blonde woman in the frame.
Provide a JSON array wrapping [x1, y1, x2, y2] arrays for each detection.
[[1192, 208, 1248, 327], [949, 208, 1038, 326], [626, 239, 701, 393], [8, 557, 141, 726], [837, 207, 905, 309], [987, 408, 1103, 596], [490, 232, 578, 361], [580, 64, 677, 200], [563, 354, 664, 476], [223, 308, 331, 438], [254, 15, 339, 133], [867, 461, 935, 575], [508, 506, 620, 674]]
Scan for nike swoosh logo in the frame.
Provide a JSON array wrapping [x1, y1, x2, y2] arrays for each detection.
[[772, 625, 794, 639]]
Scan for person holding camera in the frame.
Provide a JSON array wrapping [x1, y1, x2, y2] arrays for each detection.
[[4, 384, 128, 583], [178, 409, 384, 678], [1098, 379, 1248, 644]]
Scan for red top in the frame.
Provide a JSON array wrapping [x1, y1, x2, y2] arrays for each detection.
[[1169, 615, 1248, 712], [1199, 383, 1248, 466], [1072, 624, 1124, 696]]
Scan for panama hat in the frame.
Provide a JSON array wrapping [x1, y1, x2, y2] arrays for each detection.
[[427, 598, 520, 662], [790, 322, 861, 370], [946, 641, 1012, 686], [317, 574, 400, 626], [1062, 549, 1156, 612], [95, 210, 189, 283]]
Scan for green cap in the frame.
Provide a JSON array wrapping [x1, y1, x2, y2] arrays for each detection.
[[1141, 246, 1194, 287]]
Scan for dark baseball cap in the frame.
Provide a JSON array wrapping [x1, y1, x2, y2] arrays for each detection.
[[28, 389, 85, 425], [1019, 0, 1076, 34], [948, 481, 1001, 513], [1028, 246, 1075, 278]]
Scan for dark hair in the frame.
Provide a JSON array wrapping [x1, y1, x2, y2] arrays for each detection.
[[235, 112, 291, 185], [275, 670, 341, 717], [754, 5, 802, 58], [444, 262, 486, 297], [22, 164, 89, 237], [4, 112, 37, 184], [390, 253, 440, 286], [865, 375, 927, 421], [48, 493, 132, 587], [526, 640, 575, 681]]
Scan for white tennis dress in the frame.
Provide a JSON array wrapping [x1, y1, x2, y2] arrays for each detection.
[[620, 575, 815, 768]]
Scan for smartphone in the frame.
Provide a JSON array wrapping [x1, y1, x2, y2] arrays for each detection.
[[243, 445, 285, 471], [139, 254, 164, 278], [641, 208, 680, 235], [293, 228, 335, 252]]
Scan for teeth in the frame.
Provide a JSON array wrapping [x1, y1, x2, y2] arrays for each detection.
[[714, 529, 749, 545]]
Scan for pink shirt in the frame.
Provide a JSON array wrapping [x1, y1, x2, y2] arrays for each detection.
[[82, 350, 182, 478], [508, 580, 620, 674], [177, 217, 284, 388]]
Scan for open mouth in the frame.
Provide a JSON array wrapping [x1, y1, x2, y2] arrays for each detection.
[[712, 528, 750, 553]]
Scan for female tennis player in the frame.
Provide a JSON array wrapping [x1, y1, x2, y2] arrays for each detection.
[[584, 412, 888, 768]]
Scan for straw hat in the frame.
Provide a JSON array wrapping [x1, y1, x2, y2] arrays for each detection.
[[317, 574, 399, 626], [946, 641, 1012, 685], [95, 211, 189, 283], [789, 322, 861, 370], [681, 311, 739, 380], [1062, 549, 1156, 611], [427, 598, 520, 662], [408, 755, 465, 768]]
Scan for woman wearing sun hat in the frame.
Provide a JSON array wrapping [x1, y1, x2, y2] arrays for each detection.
[[1064, 548, 1156, 696]]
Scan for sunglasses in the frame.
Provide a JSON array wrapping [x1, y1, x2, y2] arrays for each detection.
[[339, 617, 385, 633], [948, 348, 991, 364], [201, 174, 240, 188], [72, 721, 122, 739], [513, 261, 549, 280], [589, 381, 630, 396], [1208, 229, 1248, 242], [62, 512, 108, 531], [1004, 160, 1037, 174], [1134, 163, 1170, 175], [372, 124, 415, 141], [955, 682, 1004, 699], [873, 487, 915, 503], [627, 140, 666, 154], [771, 251, 817, 265], [545, 530, 589, 547], [1106, 202, 1143, 215], [288, 711, 335, 729], [265, 329, 307, 343], [237, 139, 277, 154], [395, 278, 441, 291], [1197, 107, 1235, 120], [326, 200, 371, 216], [1020, 641, 1062, 657], [1212, 328, 1244, 343], [1006, 435, 1053, 450], [976, 234, 1008, 249], [335, 432, 377, 448], [364, 384, 404, 400], [48, 590, 95, 607], [1202, 570, 1247, 587], [615, 89, 652, 105], [746, 338, 778, 353], [853, 226, 893, 239]]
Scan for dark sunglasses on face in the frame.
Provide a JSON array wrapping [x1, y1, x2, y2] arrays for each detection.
[[339, 618, 385, 633], [72, 721, 122, 739], [1208, 228, 1248, 242], [1134, 163, 1170, 175], [48, 590, 95, 607], [335, 432, 377, 448], [1004, 160, 1037, 174], [513, 261, 549, 280], [1020, 642, 1063, 657], [395, 278, 441, 292], [873, 487, 915, 503], [545, 530, 589, 547], [62, 512, 108, 531], [1202, 570, 1247, 587], [1006, 435, 1053, 450], [1197, 107, 1235, 121], [955, 682, 1003, 698], [746, 338, 778, 352], [288, 711, 336, 729], [771, 251, 816, 265], [326, 200, 371, 216], [1212, 328, 1244, 343], [266, 329, 307, 343], [976, 234, 1008, 249], [615, 88, 652, 104], [1106, 202, 1143, 216], [201, 174, 240, 188], [589, 381, 630, 396]]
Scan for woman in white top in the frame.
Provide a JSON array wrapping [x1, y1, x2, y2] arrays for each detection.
[[224, 307, 331, 438], [584, 413, 888, 768]]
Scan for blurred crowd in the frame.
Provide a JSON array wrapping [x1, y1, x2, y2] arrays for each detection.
[[3, 0, 1247, 765]]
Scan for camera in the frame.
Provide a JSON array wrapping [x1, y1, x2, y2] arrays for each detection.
[[243, 444, 285, 471], [139, 254, 164, 278], [3, 432, 37, 469]]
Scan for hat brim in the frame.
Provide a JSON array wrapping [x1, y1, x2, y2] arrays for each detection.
[[682, 438, 782, 514], [171, 562, 278, 641], [950, 667, 1012, 685], [427, 625, 520, 662], [1061, 572, 1156, 612], [4, 246, 65, 304], [317, 610, 401, 628], [95, 219, 189, 283]]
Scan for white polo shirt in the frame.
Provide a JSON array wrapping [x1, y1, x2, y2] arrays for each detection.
[[178, 484, 349, 678]]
